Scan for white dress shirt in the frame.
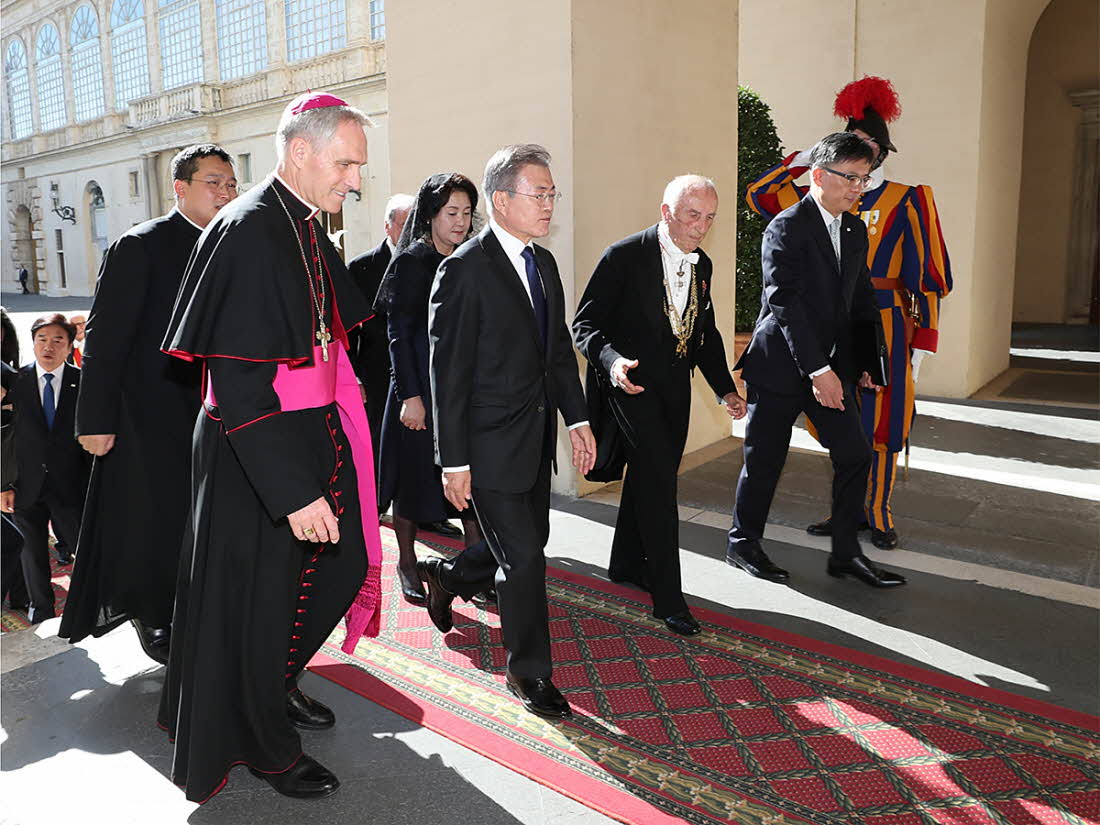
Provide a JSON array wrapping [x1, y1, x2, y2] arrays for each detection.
[[808, 194, 844, 380], [441, 220, 587, 475], [657, 220, 697, 318], [35, 361, 65, 409]]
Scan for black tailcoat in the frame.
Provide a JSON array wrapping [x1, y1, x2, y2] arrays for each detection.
[[61, 209, 202, 642], [573, 224, 735, 617]]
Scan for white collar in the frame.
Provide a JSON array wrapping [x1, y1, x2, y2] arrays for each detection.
[[489, 216, 532, 261], [35, 361, 64, 382], [272, 172, 321, 220], [657, 220, 699, 263], [173, 206, 205, 232], [812, 193, 843, 228]]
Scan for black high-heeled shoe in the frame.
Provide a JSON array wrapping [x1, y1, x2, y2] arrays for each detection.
[[397, 565, 427, 604]]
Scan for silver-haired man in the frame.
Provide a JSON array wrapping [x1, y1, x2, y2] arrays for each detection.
[[158, 91, 384, 803]]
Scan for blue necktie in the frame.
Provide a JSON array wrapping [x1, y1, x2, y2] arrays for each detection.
[[521, 246, 547, 349], [42, 373, 55, 431]]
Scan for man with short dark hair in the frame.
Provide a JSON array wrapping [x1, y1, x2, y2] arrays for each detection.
[[1, 315, 89, 623], [422, 144, 595, 719], [728, 132, 905, 588], [574, 175, 745, 636], [60, 143, 237, 664], [159, 92, 382, 803]]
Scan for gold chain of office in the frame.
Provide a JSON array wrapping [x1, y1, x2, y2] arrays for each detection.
[[662, 262, 699, 358]]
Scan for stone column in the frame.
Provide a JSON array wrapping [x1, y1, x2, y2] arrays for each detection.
[[199, 0, 220, 81], [1065, 90, 1099, 323], [386, 0, 739, 494]]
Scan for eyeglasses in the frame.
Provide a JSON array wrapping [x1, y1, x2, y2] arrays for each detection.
[[504, 190, 563, 204], [186, 178, 238, 194], [821, 167, 874, 191]]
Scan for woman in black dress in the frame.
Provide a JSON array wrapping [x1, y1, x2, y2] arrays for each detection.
[[376, 173, 484, 602]]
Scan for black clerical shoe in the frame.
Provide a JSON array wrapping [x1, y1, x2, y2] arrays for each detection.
[[608, 570, 652, 593], [870, 527, 899, 550], [249, 754, 340, 799], [726, 546, 790, 583], [287, 686, 335, 730], [663, 611, 701, 637], [131, 619, 170, 665], [505, 672, 571, 719], [397, 565, 427, 605], [827, 555, 906, 587], [806, 519, 870, 537], [417, 557, 455, 633], [470, 586, 497, 606], [418, 519, 463, 539]]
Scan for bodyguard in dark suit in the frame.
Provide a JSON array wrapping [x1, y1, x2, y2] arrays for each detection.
[[347, 193, 413, 462], [728, 132, 904, 588], [1, 315, 90, 623], [421, 144, 595, 719], [574, 176, 745, 636]]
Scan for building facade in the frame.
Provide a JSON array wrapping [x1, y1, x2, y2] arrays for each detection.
[[2, 0, 392, 297]]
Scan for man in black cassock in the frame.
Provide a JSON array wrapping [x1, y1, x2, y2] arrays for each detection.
[[59, 144, 237, 663], [573, 176, 745, 637], [158, 92, 383, 803]]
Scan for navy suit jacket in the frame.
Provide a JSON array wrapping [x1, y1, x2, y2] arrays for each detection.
[[735, 194, 882, 394]]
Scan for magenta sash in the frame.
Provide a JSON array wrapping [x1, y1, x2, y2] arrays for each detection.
[[206, 343, 383, 648]]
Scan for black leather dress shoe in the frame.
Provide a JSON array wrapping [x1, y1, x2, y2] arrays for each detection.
[[470, 586, 497, 606], [417, 557, 455, 632], [806, 519, 870, 537], [663, 611, 701, 636], [608, 570, 652, 593], [418, 519, 462, 538], [827, 555, 906, 587], [397, 566, 427, 605], [249, 754, 340, 799], [131, 619, 170, 664], [870, 527, 899, 550], [506, 672, 571, 719], [287, 686, 335, 730], [726, 547, 790, 583]]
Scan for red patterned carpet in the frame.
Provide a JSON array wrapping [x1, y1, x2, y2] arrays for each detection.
[[312, 529, 1100, 825], [1, 553, 70, 632]]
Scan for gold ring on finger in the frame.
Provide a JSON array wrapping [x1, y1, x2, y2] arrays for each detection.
[[304, 527, 315, 536]]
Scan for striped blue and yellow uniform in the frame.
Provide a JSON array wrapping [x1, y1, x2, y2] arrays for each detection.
[[746, 152, 953, 530]]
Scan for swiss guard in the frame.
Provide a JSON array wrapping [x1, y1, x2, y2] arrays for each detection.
[[745, 75, 953, 549]]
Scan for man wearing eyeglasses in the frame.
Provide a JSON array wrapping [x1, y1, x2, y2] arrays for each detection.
[[745, 77, 953, 551], [60, 144, 237, 663], [728, 132, 905, 589], [424, 144, 595, 719]]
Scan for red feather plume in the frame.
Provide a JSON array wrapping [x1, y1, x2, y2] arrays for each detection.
[[833, 75, 902, 122]]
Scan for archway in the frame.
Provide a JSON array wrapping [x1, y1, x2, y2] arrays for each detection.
[[12, 204, 38, 293]]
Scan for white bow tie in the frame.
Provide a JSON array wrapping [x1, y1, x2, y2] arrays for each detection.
[[669, 250, 699, 268]]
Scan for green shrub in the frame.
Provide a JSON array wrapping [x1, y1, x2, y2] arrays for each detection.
[[736, 86, 783, 332]]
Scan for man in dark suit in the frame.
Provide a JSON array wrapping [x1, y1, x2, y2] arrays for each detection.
[[728, 132, 904, 589], [1, 315, 90, 623], [422, 144, 596, 718], [574, 176, 746, 636], [347, 193, 412, 457]]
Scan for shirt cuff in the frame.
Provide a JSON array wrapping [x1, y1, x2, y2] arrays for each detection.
[[566, 421, 590, 431], [442, 465, 470, 473], [808, 365, 833, 379]]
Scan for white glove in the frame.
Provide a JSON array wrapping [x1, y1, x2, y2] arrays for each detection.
[[791, 149, 813, 169], [911, 349, 931, 383]]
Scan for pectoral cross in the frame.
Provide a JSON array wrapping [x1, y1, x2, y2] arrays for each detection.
[[317, 322, 331, 361]]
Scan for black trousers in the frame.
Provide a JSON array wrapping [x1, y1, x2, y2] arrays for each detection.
[[443, 459, 553, 680], [1, 514, 28, 606], [12, 484, 83, 618], [729, 382, 871, 561], [609, 376, 691, 619]]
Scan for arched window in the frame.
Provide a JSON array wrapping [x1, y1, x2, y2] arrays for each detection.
[[158, 0, 202, 89], [284, 0, 345, 62], [35, 23, 67, 131], [70, 5, 106, 121], [4, 38, 32, 139], [216, 0, 267, 80], [110, 0, 150, 109]]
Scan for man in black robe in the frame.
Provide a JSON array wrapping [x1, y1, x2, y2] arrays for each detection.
[[59, 144, 237, 663], [158, 92, 382, 803]]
